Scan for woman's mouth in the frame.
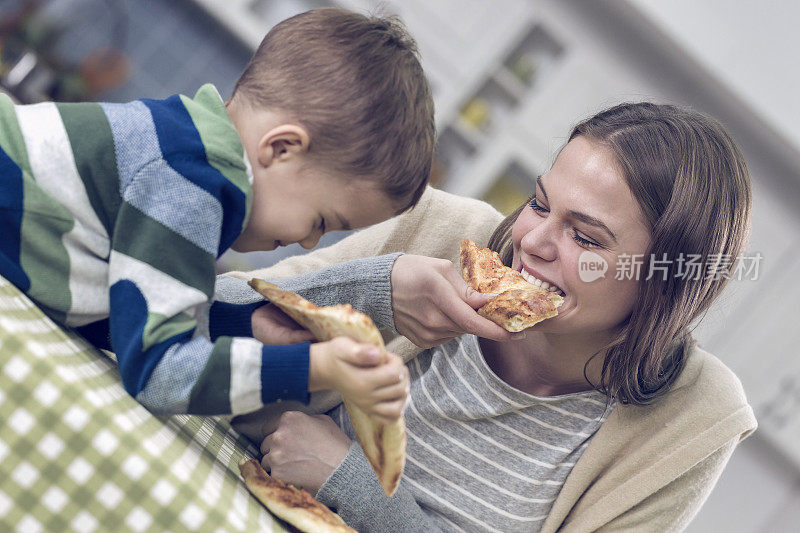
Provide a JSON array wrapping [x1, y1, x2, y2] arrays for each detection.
[[519, 268, 566, 297]]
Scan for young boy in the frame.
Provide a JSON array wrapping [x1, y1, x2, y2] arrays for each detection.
[[0, 9, 434, 423]]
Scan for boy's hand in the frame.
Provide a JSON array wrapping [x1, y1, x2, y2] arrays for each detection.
[[309, 337, 409, 425], [251, 304, 316, 345], [391, 254, 524, 347]]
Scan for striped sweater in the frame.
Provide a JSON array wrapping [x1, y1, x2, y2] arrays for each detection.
[[324, 335, 613, 532], [0, 85, 310, 415]]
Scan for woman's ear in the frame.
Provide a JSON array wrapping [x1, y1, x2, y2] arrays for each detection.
[[256, 124, 310, 167]]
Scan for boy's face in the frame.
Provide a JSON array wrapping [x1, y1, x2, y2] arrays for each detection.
[[231, 162, 397, 253], [226, 103, 400, 253]]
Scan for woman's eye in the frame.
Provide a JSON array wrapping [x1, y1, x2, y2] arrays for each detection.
[[528, 195, 548, 214], [527, 195, 601, 248], [572, 231, 599, 248]]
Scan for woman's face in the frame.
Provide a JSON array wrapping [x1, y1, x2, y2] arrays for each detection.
[[511, 136, 652, 337]]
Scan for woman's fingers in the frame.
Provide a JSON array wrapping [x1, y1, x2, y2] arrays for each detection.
[[426, 294, 516, 342], [257, 412, 350, 493], [251, 304, 316, 345], [391, 254, 522, 346], [260, 434, 273, 470], [260, 433, 273, 455], [453, 308, 520, 342], [405, 314, 460, 347], [282, 329, 318, 343], [441, 264, 496, 309]]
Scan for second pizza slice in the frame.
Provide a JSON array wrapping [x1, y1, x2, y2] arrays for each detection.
[[248, 279, 406, 498]]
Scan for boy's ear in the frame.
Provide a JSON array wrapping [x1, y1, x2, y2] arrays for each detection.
[[257, 124, 310, 167]]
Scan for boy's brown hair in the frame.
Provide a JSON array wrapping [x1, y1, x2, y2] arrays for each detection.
[[231, 8, 436, 212]]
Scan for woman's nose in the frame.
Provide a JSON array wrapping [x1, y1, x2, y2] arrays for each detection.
[[520, 220, 558, 262]]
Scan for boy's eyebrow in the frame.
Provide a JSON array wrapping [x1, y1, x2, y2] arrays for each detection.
[[537, 176, 618, 244], [335, 212, 352, 231]]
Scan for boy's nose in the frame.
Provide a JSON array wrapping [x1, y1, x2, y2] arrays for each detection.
[[298, 233, 321, 250]]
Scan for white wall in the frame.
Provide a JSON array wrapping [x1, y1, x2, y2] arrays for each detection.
[[631, 0, 800, 156]]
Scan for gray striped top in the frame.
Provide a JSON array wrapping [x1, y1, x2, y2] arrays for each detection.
[[214, 255, 615, 531], [325, 334, 614, 532]]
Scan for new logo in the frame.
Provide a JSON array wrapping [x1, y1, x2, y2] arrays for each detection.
[[578, 251, 607, 282]]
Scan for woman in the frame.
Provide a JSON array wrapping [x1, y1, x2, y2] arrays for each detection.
[[216, 102, 757, 532]]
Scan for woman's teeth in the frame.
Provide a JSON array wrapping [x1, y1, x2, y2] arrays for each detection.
[[520, 269, 566, 297]]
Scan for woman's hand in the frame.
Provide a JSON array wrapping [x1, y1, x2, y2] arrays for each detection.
[[251, 303, 316, 345], [261, 411, 351, 495], [391, 254, 523, 347]]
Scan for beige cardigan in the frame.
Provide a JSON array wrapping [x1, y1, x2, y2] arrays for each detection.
[[226, 187, 757, 532]]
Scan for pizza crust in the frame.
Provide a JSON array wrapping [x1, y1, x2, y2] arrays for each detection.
[[460, 239, 563, 332], [248, 279, 406, 498], [238, 459, 356, 533]]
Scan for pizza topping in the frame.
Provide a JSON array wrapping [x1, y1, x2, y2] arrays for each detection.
[[460, 238, 564, 332]]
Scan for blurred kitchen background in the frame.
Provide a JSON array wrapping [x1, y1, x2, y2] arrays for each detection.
[[1, 1, 798, 530]]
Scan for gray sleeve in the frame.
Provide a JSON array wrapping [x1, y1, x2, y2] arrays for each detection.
[[214, 253, 401, 331], [316, 443, 443, 533]]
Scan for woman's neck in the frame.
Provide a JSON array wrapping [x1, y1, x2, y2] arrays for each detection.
[[478, 331, 610, 397]]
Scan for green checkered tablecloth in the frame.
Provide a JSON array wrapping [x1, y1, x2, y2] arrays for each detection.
[[0, 276, 286, 532]]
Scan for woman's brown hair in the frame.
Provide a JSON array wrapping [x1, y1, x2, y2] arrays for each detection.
[[488, 102, 752, 405]]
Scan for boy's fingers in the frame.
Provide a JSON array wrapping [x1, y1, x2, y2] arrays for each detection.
[[372, 380, 410, 402], [369, 414, 398, 426], [371, 399, 406, 422], [364, 410, 402, 426], [369, 363, 408, 389], [358, 369, 402, 391], [332, 338, 383, 366]]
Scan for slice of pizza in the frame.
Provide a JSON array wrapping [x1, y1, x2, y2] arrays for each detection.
[[459, 238, 563, 332], [238, 459, 356, 533], [248, 279, 406, 498]]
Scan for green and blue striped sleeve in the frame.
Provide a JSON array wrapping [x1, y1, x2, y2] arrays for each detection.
[[102, 86, 308, 415]]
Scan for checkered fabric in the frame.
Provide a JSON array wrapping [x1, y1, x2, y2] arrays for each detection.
[[0, 275, 285, 532]]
